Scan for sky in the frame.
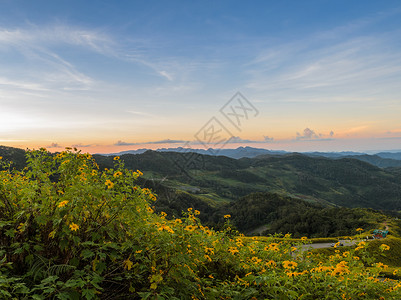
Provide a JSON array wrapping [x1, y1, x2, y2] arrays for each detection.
[[1, 0, 401, 153]]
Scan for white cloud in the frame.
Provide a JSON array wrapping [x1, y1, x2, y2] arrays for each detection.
[[295, 128, 335, 141]]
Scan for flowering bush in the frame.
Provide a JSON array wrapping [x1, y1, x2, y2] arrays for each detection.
[[1, 149, 400, 299]]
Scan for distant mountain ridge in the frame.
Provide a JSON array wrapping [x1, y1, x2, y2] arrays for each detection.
[[103, 146, 401, 167], [103, 146, 287, 158]]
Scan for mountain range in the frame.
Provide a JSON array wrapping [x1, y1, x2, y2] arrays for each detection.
[[103, 146, 401, 168]]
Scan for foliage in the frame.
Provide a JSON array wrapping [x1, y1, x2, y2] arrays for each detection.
[[1, 150, 401, 299], [226, 192, 383, 238]]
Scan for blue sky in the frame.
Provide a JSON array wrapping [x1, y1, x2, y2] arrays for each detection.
[[1, 1, 401, 153]]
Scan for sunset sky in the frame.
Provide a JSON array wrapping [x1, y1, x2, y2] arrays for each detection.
[[1, 1, 401, 153]]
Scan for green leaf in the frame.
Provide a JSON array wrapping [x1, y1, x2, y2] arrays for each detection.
[[13, 247, 24, 255], [33, 244, 44, 252], [35, 215, 47, 225], [82, 288, 95, 300], [81, 249, 94, 260], [59, 239, 68, 250], [5, 228, 15, 238], [56, 291, 81, 300], [95, 261, 106, 274], [137, 292, 152, 299]]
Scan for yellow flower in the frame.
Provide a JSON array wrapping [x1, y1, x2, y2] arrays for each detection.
[[331, 261, 350, 276], [284, 233, 291, 238], [123, 258, 133, 270], [266, 260, 276, 268], [185, 225, 196, 232], [380, 244, 390, 251], [194, 210, 200, 215], [265, 242, 279, 252], [282, 261, 298, 269], [57, 200, 69, 208], [114, 156, 120, 160], [158, 224, 174, 234], [0, 156, 2, 160], [224, 214, 231, 219], [251, 256, 262, 264], [17, 223, 25, 233], [228, 247, 239, 255], [204, 247, 214, 255], [356, 228, 364, 232], [376, 262, 388, 270], [113, 171, 123, 178], [105, 179, 114, 189], [286, 272, 296, 277], [175, 218, 182, 224], [69, 223, 79, 231], [301, 236, 307, 241]]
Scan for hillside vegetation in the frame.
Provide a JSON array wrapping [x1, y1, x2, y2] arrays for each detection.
[[1, 149, 401, 299], [2, 146, 401, 236], [93, 151, 401, 210]]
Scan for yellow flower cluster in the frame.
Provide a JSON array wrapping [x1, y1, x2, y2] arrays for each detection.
[[282, 260, 298, 269], [228, 247, 239, 255], [264, 242, 279, 252], [331, 261, 350, 276], [57, 200, 69, 208], [355, 241, 366, 251], [157, 224, 174, 234]]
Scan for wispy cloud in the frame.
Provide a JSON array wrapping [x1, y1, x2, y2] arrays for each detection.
[[71, 143, 95, 148], [0, 77, 48, 91], [225, 136, 274, 144], [0, 25, 114, 54], [114, 139, 188, 146], [245, 8, 401, 106], [0, 25, 105, 92]]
